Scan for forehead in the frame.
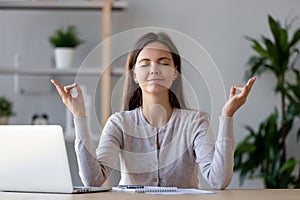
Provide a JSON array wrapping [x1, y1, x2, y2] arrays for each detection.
[[137, 42, 172, 60]]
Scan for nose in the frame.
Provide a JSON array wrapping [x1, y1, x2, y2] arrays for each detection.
[[150, 71, 158, 75], [150, 63, 159, 75]]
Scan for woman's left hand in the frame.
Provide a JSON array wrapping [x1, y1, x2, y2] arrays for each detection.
[[222, 77, 256, 117]]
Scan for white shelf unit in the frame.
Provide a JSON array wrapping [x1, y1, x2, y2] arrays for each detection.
[[0, 0, 127, 11], [0, 0, 127, 128], [0, 66, 125, 76]]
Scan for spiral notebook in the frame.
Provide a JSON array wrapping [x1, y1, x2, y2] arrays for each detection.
[[112, 186, 214, 194], [113, 186, 177, 193]]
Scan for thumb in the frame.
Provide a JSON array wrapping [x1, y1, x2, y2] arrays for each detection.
[[69, 83, 81, 98], [229, 85, 236, 99]]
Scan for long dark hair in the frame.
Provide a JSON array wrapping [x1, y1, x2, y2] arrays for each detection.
[[121, 32, 186, 111]]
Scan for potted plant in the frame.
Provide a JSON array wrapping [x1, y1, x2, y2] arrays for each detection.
[[49, 25, 84, 69], [0, 96, 15, 125], [234, 15, 300, 188]]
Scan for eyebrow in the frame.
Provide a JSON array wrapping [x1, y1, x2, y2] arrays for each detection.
[[137, 57, 171, 63]]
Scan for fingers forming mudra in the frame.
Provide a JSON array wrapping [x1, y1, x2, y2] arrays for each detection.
[[223, 77, 256, 117], [51, 79, 86, 118]]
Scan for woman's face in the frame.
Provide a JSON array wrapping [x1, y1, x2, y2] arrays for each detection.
[[133, 42, 178, 95]]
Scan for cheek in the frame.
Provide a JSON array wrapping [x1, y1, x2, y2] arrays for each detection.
[[163, 68, 176, 79], [165, 77, 175, 88], [135, 70, 148, 81], [166, 70, 178, 85]]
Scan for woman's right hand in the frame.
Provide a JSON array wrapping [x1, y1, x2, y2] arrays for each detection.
[[51, 79, 86, 118]]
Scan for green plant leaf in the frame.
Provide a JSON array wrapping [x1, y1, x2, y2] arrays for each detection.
[[279, 28, 289, 53], [277, 158, 297, 188], [245, 36, 268, 57], [244, 56, 267, 80], [281, 119, 294, 138], [289, 85, 300, 100], [49, 25, 84, 48], [279, 158, 296, 175], [268, 14, 289, 58], [290, 29, 300, 47], [263, 36, 279, 70], [0, 96, 14, 116], [268, 15, 281, 44]]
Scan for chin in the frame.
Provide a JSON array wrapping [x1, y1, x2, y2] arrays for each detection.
[[143, 85, 169, 94]]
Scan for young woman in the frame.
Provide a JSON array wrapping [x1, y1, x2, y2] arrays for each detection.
[[51, 32, 256, 189]]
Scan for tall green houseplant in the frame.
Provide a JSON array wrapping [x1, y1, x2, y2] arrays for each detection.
[[234, 15, 300, 188]]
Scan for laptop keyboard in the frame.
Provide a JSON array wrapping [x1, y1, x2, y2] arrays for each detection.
[[73, 187, 93, 193]]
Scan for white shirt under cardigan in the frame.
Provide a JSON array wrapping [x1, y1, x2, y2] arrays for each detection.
[[74, 107, 234, 190]]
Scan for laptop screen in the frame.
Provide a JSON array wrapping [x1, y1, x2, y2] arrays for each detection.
[[0, 125, 74, 193]]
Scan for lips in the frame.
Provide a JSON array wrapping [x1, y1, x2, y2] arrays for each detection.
[[147, 78, 164, 82]]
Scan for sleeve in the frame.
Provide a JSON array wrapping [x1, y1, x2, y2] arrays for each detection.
[[193, 114, 234, 190], [74, 115, 122, 187]]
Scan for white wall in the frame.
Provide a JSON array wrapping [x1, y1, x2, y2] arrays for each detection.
[[0, 0, 300, 189]]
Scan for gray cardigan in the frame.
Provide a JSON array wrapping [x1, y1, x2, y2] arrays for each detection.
[[74, 107, 234, 189]]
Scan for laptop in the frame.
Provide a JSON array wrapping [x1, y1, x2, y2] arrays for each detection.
[[0, 125, 111, 194]]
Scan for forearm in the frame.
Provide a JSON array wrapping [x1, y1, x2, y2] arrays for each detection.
[[74, 117, 110, 186], [198, 117, 234, 189]]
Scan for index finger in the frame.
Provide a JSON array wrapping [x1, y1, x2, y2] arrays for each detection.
[[246, 77, 256, 91], [50, 79, 67, 98], [241, 77, 256, 97]]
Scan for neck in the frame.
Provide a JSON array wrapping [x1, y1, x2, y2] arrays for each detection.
[[142, 92, 173, 128]]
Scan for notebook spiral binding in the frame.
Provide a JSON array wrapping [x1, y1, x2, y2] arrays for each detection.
[[135, 186, 177, 193]]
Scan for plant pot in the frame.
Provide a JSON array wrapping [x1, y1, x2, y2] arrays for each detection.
[[0, 116, 9, 125], [54, 48, 75, 69]]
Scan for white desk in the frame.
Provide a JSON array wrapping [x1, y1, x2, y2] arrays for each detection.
[[0, 189, 299, 200]]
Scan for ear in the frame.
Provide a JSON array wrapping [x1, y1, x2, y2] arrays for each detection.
[[174, 69, 178, 80], [132, 68, 138, 83]]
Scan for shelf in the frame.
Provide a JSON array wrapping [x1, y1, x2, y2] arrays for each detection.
[[0, 0, 127, 11], [0, 66, 125, 76], [0, 0, 126, 139]]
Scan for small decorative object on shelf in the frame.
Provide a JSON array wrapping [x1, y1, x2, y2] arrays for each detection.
[[31, 113, 49, 125], [0, 96, 15, 125], [49, 25, 84, 69]]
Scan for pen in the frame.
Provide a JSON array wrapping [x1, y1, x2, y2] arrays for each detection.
[[118, 185, 144, 189]]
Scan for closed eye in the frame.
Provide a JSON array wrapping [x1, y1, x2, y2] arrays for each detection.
[[139, 64, 150, 67]]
